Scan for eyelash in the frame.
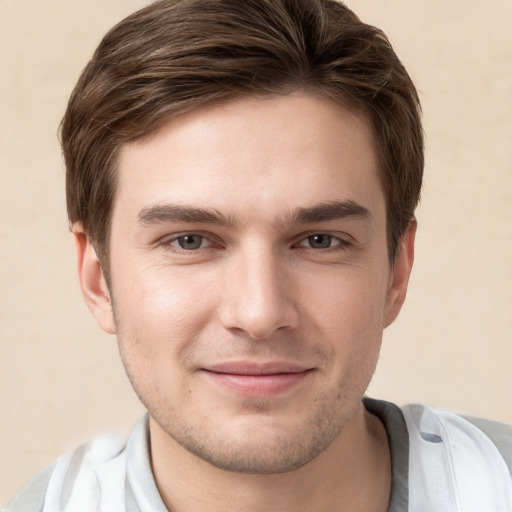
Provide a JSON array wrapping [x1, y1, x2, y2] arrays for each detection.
[[159, 232, 351, 254], [295, 233, 350, 251], [160, 232, 221, 253]]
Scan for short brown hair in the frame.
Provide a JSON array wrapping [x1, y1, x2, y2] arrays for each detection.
[[62, 0, 423, 268]]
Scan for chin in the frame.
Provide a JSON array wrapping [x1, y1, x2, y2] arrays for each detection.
[[176, 429, 331, 474], [155, 400, 352, 475]]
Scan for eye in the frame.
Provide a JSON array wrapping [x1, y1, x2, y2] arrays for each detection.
[[298, 234, 345, 249], [157, 231, 223, 260], [172, 234, 208, 250]]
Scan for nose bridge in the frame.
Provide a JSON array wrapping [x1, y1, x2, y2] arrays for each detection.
[[219, 240, 298, 339]]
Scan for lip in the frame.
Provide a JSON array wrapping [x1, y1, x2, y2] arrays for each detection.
[[200, 361, 313, 397]]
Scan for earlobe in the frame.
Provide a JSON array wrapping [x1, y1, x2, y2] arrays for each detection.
[[383, 219, 417, 328], [73, 225, 116, 334]]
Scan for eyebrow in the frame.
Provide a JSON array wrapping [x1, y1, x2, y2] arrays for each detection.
[[138, 204, 235, 226], [286, 200, 373, 225], [137, 200, 372, 227]]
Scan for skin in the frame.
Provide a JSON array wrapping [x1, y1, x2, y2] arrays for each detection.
[[75, 93, 415, 512]]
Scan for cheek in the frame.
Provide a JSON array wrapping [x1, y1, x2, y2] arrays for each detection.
[[111, 265, 219, 411], [111, 263, 219, 356], [310, 259, 388, 305], [300, 265, 389, 351]]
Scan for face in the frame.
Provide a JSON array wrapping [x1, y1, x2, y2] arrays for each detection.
[[78, 94, 414, 474]]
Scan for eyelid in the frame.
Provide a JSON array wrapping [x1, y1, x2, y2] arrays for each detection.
[[293, 231, 353, 248], [158, 231, 224, 252], [154, 230, 354, 253], [171, 234, 209, 250]]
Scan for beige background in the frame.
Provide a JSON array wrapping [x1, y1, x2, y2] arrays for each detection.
[[1, 0, 511, 505]]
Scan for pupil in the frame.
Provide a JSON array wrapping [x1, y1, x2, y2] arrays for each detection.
[[179, 235, 202, 250], [309, 234, 331, 248]]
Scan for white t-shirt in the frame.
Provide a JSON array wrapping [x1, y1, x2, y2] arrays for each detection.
[[5, 399, 512, 512]]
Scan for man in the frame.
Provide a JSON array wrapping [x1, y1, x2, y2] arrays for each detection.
[[5, 0, 511, 511]]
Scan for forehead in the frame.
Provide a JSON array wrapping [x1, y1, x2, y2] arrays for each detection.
[[113, 93, 383, 225]]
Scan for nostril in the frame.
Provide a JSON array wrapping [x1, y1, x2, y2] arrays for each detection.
[[218, 299, 299, 340]]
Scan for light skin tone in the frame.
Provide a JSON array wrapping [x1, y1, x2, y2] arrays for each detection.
[[75, 93, 415, 512]]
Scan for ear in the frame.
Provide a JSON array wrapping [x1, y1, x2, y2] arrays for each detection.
[[73, 225, 116, 334], [383, 219, 417, 328]]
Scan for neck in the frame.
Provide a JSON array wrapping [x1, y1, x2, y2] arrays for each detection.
[[149, 403, 391, 512]]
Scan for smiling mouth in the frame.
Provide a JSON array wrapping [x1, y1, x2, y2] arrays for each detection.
[[200, 362, 314, 397]]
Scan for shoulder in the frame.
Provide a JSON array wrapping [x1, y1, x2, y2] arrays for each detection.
[[402, 403, 512, 473], [402, 403, 512, 510], [4, 434, 128, 512], [461, 414, 512, 476], [3, 461, 56, 512]]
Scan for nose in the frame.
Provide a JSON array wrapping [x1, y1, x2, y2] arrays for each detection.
[[218, 245, 300, 339]]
